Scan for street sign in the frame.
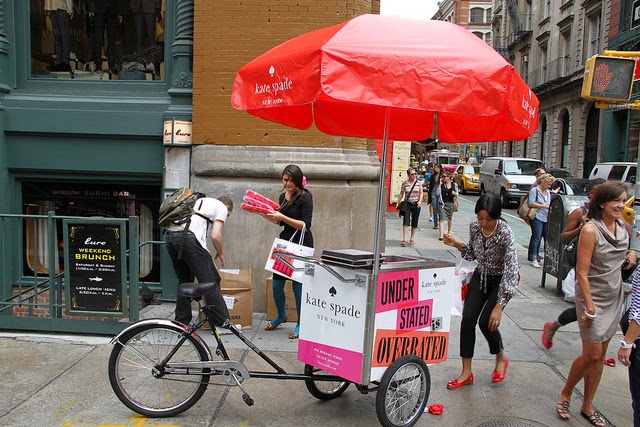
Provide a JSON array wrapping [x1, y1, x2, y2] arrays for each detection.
[[582, 55, 636, 102], [633, 0, 640, 30]]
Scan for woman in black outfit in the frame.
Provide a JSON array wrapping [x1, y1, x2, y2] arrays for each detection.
[[262, 164, 313, 339]]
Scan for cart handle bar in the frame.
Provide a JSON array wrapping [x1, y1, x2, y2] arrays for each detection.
[[272, 252, 357, 284]]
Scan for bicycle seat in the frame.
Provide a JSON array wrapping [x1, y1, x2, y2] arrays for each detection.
[[177, 282, 217, 299]]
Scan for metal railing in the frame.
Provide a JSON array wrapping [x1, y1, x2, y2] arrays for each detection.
[[0, 211, 145, 334], [527, 56, 572, 89]]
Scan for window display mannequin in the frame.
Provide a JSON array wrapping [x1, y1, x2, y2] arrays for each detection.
[[88, 0, 124, 72], [129, 0, 161, 60], [45, 0, 74, 72]]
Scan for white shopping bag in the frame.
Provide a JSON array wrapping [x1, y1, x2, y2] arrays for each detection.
[[562, 269, 575, 303], [451, 259, 477, 316], [265, 228, 314, 282]]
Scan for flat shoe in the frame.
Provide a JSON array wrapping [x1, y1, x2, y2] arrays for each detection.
[[401, 240, 407, 247], [556, 400, 571, 420], [288, 332, 299, 339], [265, 317, 287, 331], [446, 373, 473, 389], [542, 322, 554, 349], [581, 410, 605, 427], [492, 358, 508, 383], [409, 240, 415, 245]]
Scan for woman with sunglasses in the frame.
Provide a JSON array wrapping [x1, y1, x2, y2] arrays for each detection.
[[396, 167, 423, 246]]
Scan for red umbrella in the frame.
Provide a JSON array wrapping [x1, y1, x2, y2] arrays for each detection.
[[231, 15, 539, 333], [232, 14, 538, 143]]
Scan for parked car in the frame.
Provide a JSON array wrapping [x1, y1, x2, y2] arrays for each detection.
[[550, 177, 592, 196], [547, 168, 573, 179], [453, 164, 480, 194], [479, 157, 545, 207], [588, 162, 636, 196]]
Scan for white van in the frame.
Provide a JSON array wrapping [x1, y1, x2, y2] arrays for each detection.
[[588, 162, 636, 196], [479, 157, 545, 207]]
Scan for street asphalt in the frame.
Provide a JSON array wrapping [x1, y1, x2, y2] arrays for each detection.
[[0, 194, 635, 427]]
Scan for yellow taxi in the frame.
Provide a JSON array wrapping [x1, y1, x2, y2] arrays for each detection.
[[453, 164, 481, 194], [623, 196, 634, 227]]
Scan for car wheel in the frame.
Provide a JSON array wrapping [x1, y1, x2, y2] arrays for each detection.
[[460, 181, 467, 195], [500, 189, 509, 208]]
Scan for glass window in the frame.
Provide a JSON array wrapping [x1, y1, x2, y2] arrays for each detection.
[[23, 182, 161, 281], [470, 8, 484, 24], [30, 0, 166, 81], [609, 166, 626, 181], [504, 160, 544, 175]]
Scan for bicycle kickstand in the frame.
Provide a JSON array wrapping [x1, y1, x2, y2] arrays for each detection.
[[230, 369, 254, 406]]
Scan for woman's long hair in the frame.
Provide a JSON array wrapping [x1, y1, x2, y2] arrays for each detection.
[[281, 164, 312, 208]]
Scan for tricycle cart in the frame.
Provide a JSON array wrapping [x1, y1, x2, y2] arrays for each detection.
[[109, 250, 454, 427]]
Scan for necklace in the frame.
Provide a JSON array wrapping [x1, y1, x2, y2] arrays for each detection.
[[481, 221, 498, 238]]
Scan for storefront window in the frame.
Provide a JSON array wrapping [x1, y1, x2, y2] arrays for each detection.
[[23, 182, 161, 282], [30, 0, 165, 81]]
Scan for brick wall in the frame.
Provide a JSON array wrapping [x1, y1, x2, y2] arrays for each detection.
[[609, 0, 621, 39], [193, 0, 378, 150]]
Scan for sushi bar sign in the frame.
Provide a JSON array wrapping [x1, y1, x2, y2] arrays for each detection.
[[164, 120, 192, 145]]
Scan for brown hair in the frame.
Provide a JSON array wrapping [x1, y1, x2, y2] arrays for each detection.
[[588, 181, 628, 220]]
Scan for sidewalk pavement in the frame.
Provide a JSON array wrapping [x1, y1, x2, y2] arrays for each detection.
[[0, 196, 634, 427]]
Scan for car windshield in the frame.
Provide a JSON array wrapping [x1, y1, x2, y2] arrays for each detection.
[[550, 169, 572, 178], [463, 165, 479, 174], [504, 160, 544, 175]]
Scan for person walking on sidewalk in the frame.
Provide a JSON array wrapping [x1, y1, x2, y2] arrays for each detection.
[[438, 171, 458, 241], [428, 164, 442, 229], [396, 167, 423, 246], [165, 195, 234, 326], [262, 164, 313, 339], [527, 173, 554, 268], [542, 179, 605, 349], [442, 193, 519, 390], [556, 181, 633, 425]]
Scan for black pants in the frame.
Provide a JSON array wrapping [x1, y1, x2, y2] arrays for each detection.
[[402, 202, 421, 228], [165, 231, 230, 325], [558, 307, 577, 326], [460, 271, 504, 358]]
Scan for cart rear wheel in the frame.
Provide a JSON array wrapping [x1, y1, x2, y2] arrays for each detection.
[[375, 355, 430, 427], [304, 364, 350, 400]]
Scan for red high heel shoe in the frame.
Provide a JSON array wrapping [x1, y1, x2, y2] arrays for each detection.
[[492, 359, 509, 383], [446, 373, 474, 389]]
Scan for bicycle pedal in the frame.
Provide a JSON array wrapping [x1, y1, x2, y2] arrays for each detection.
[[242, 393, 254, 406]]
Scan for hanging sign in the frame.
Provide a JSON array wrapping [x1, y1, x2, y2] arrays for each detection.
[[163, 120, 193, 145]]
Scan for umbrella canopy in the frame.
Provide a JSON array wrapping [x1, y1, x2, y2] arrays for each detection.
[[232, 14, 539, 143]]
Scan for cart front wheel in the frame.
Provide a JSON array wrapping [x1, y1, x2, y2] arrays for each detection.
[[304, 364, 350, 400], [375, 355, 430, 427]]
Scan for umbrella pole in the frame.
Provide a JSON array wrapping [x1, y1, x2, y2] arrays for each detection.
[[361, 108, 390, 385]]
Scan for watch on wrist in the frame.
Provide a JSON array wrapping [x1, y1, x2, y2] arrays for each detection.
[[620, 340, 636, 349]]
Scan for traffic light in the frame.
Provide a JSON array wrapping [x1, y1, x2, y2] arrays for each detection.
[[582, 55, 636, 102]]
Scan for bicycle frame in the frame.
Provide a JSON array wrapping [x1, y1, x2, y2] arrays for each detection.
[[110, 302, 344, 384]]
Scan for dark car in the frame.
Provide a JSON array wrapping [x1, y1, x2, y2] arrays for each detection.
[[547, 168, 573, 179], [551, 177, 592, 196]]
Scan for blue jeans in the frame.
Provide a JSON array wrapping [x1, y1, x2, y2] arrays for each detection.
[[165, 231, 230, 325], [630, 338, 640, 427], [431, 194, 441, 225], [528, 218, 547, 261]]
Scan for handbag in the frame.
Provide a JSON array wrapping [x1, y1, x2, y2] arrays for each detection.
[[398, 180, 418, 217], [265, 228, 314, 282], [564, 231, 580, 267], [451, 259, 477, 316], [453, 183, 459, 212], [517, 189, 540, 221]]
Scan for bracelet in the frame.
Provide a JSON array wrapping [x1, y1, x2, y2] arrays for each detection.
[[584, 311, 596, 320], [621, 340, 636, 349]]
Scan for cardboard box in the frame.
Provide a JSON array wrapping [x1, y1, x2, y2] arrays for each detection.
[[201, 269, 253, 329], [266, 278, 298, 323]]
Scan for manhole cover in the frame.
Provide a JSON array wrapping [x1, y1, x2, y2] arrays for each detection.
[[463, 417, 548, 427]]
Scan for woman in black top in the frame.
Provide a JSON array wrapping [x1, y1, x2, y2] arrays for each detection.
[[263, 164, 313, 339], [429, 164, 443, 229]]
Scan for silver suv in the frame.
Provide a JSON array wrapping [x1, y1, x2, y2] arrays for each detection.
[[479, 157, 545, 207]]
